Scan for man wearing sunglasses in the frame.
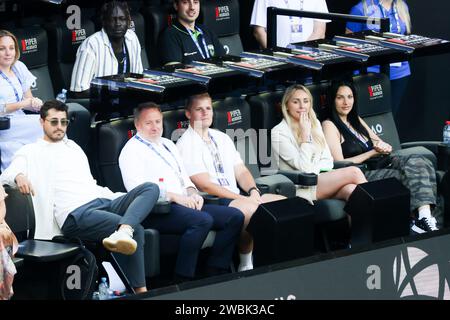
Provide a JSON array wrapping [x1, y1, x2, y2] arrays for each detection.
[[0, 100, 159, 293]]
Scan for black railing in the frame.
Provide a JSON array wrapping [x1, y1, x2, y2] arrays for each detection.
[[266, 7, 390, 49]]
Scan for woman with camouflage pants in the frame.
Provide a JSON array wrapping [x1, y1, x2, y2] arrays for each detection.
[[322, 81, 439, 233]]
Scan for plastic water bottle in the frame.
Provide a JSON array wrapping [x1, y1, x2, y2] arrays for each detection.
[[158, 178, 167, 202], [56, 89, 67, 103], [98, 277, 110, 300], [443, 121, 450, 146]]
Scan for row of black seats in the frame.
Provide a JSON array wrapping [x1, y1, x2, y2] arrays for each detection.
[[92, 72, 450, 259], [1, 0, 244, 101]]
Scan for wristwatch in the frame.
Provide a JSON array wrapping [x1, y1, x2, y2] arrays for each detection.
[[247, 186, 261, 196]]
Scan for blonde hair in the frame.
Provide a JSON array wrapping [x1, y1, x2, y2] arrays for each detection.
[[364, 0, 411, 34], [0, 30, 20, 64], [281, 84, 326, 150]]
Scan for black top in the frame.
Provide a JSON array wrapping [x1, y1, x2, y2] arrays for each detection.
[[339, 123, 374, 158], [114, 43, 130, 74], [158, 19, 226, 65]]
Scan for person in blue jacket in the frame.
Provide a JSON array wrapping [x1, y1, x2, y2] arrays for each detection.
[[346, 0, 412, 122]]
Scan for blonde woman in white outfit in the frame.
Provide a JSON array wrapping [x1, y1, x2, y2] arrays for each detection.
[[271, 84, 367, 203]]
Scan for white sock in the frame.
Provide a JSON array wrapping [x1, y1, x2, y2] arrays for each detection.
[[119, 225, 134, 237], [418, 206, 432, 220], [239, 252, 253, 268]]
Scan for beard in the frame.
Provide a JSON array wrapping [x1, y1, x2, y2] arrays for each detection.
[[45, 130, 65, 142]]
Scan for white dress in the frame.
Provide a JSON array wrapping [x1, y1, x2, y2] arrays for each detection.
[[0, 60, 42, 172]]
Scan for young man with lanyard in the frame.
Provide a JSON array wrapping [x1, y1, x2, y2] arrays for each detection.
[[250, 0, 329, 49], [346, 0, 412, 120], [158, 0, 226, 66], [70, 1, 143, 98], [176, 93, 285, 272], [119, 102, 244, 281]]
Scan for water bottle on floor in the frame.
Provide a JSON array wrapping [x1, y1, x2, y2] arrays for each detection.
[[56, 89, 67, 103], [443, 121, 450, 146], [98, 277, 110, 300]]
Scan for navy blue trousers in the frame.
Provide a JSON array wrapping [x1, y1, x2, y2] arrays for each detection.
[[143, 203, 244, 278]]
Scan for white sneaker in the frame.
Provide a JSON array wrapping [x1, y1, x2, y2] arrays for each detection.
[[102, 229, 137, 255], [238, 264, 253, 272], [429, 217, 438, 231]]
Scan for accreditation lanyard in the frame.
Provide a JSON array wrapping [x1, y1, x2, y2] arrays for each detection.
[[284, 0, 304, 32], [119, 42, 128, 74], [134, 135, 185, 188], [378, 0, 401, 33], [204, 133, 230, 187], [187, 26, 210, 59], [0, 66, 23, 102], [112, 41, 128, 74], [122, 42, 128, 73]]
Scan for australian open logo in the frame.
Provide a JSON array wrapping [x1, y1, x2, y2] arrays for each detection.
[[393, 246, 450, 299], [215, 6, 230, 21], [227, 109, 242, 126], [21, 38, 38, 54], [71, 29, 86, 44], [130, 20, 136, 32], [368, 84, 383, 100]]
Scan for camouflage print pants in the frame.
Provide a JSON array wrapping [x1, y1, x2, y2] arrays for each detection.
[[364, 154, 437, 213]]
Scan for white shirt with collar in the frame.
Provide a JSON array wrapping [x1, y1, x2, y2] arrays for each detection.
[[119, 134, 195, 195], [0, 138, 121, 239], [70, 28, 143, 92], [176, 126, 243, 195]]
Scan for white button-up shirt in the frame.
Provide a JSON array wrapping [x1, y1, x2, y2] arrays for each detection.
[[119, 134, 195, 195], [70, 28, 143, 92]]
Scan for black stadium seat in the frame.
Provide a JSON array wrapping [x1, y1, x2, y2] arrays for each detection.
[[13, 26, 54, 101], [162, 108, 190, 142], [130, 11, 149, 69], [46, 18, 96, 96], [94, 116, 216, 278], [354, 73, 442, 170], [143, 4, 173, 67], [211, 97, 296, 197], [200, 0, 243, 56], [246, 88, 350, 251], [10, 26, 92, 152], [247, 82, 329, 168]]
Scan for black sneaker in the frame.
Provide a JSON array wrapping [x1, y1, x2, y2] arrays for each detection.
[[411, 217, 438, 234]]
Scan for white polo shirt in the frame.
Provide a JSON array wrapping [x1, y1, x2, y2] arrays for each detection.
[[250, 0, 329, 48], [70, 28, 143, 92], [176, 126, 243, 195], [119, 134, 195, 195]]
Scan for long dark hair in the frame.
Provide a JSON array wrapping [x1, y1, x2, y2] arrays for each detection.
[[324, 80, 371, 141]]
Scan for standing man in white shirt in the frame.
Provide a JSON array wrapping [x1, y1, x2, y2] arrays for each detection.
[[0, 100, 158, 294], [70, 1, 143, 98], [250, 0, 329, 48], [176, 93, 285, 272], [119, 102, 244, 281]]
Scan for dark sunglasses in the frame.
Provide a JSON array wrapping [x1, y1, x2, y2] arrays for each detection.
[[45, 119, 70, 127]]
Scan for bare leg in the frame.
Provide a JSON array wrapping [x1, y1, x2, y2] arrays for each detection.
[[134, 287, 147, 294], [261, 193, 286, 203], [317, 167, 366, 201], [229, 198, 258, 253]]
